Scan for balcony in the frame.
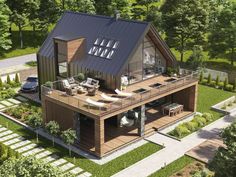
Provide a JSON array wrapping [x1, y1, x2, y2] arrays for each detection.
[[41, 70, 198, 118]]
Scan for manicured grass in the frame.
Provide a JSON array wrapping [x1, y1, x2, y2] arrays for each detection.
[[197, 85, 235, 119], [0, 114, 161, 177], [149, 156, 195, 177], [171, 49, 236, 71]]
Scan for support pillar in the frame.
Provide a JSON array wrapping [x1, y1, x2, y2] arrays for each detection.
[[94, 119, 104, 157], [138, 105, 146, 137]]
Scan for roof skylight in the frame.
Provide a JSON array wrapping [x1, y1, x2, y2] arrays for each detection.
[[88, 37, 119, 59]]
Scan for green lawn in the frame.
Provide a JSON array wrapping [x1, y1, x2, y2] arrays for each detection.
[[149, 156, 195, 177], [0, 114, 161, 177], [171, 49, 236, 72], [197, 85, 236, 119]]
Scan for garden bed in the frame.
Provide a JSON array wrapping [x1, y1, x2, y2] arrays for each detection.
[[211, 96, 236, 114]]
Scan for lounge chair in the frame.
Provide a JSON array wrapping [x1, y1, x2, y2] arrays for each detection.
[[115, 89, 133, 97], [86, 98, 106, 110], [80, 78, 99, 88], [101, 93, 119, 102]]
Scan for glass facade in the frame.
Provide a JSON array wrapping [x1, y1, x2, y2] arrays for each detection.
[[121, 35, 166, 85]]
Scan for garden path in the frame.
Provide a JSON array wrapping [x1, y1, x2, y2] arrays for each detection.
[[112, 112, 236, 177], [0, 123, 92, 177]]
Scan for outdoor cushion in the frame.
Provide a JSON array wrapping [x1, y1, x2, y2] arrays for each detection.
[[62, 80, 70, 88], [68, 77, 75, 84]]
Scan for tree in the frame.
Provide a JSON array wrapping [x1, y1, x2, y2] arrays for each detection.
[[209, 122, 236, 177], [199, 71, 204, 83], [208, 2, 236, 65], [6, 74, 11, 85], [108, 0, 132, 19], [45, 121, 60, 147], [233, 78, 236, 91], [224, 77, 228, 89], [28, 0, 40, 33], [0, 156, 75, 177], [65, 0, 96, 14], [186, 45, 205, 69], [216, 75, 220, 86], [6, 0, 37, 48], [14, 73, 20, 84], [0, 0, 11, 53], [161, 0, 210, 62], [37, 0, 60, 32], [27, 114, 42, 143], [207, 73, 212, 84], [61, 129, 77, 156]]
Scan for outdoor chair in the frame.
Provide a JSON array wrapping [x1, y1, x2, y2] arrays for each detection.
[[62, 79, 80, 96], [115, 89, 133, 97], [80, 78, 99, 89], [101, 93, 120, 102], [86, 98, 106, 110], [87, 87, 97, 96]]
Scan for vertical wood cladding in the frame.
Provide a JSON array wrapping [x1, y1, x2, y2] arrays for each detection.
[[94, 119, 105, 156]]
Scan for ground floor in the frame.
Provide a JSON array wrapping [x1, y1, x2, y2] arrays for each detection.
[[43, 83, 198, 157]]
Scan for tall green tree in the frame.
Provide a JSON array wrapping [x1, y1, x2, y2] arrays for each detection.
[[208, 2, 236, 65], [37, 0, 60, 32], [28, 0, 40, 33], [132, 0, 160, 20], [65, 0, 96, 14], [209, 122, 236, 177], [45, 120, 60, 147], [186, 45, 205, 69], [161, 0, 210, 62], [108, 0, 132, 19], [6, 0, 37, 48], [61, 129, 77, 156], [0, 0, 11, 53]]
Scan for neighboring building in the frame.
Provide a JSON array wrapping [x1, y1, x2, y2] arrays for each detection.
[[38, 11, 198, 158]]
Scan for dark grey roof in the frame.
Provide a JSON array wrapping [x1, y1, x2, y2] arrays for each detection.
[[54, 34, 83, 41], [38, 11, 150, 75]]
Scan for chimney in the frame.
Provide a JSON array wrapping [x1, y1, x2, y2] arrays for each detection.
[[114, 10, 120, 21]]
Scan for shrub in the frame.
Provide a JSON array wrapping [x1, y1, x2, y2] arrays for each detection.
[[173, 124, 190, 137], [44, 81, 53, 88], [185, 121, 198, 131], [0, 77, 3, 88], [221, 103, 227, 110], [210, 81, 216, 87], [76, 73, 85, 81], [202, 113, 213, 122], [225, 84, 233, 92], [218, 82, 224, 89], [0, 89, 16, 101], [195, 116, 207, 126], [224, 78, 228, 89], [207, 74, 212, 84], [228, 101, 233, 107], [14, 73, 20, 84], [216, 75, 220, 86], [201, 79, 208, 85], [199, 71, 203, 83], [6, 75, 11, 85]]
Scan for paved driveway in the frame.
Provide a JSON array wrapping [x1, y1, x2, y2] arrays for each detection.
[[0, 53, 36, 69]]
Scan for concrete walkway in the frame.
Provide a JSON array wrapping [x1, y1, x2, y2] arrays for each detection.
[[112, 113, 236, 177], [0, 53, 36, 69]]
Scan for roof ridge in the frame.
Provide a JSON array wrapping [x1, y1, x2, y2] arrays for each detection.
[[63, 11, 150, 25]]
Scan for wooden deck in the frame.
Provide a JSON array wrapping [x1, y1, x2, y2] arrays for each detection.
[[43, 74, 198, 119], [78, 108, 193, 156]]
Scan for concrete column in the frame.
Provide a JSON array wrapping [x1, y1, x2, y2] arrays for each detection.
[[94, 119, 104, 157], [138, 105, 146, 137]]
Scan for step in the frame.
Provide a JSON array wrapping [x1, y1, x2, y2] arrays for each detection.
[[0, 133, 19, 142], [3, 137, 24, 146], [7, 98, 21, 105], [50, 158, 67, 167], [60, 162, 75, 171], [43, 154, 59, 163], [22, 147, 45, 156], [35, 150, 52, 159], [69, 167, 83, 175], [0, 127, 7, 133], [16, 143, 37, 153], [10, 140, 31, 149], [15, 96, 28, 102], [0, 100, 13, 107], [77, 172, 92, 177], [0, 130, 13, 137], [0, 104, 5, 110]]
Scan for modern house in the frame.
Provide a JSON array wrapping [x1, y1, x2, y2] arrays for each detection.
[[38, 11, 198, 158]]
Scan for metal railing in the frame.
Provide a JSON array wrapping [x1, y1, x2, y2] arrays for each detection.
[[41, 71, 199, 117]]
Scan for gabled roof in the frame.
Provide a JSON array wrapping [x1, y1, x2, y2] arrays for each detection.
[[38, 11, 150, 75]]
